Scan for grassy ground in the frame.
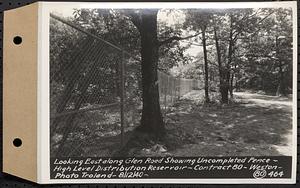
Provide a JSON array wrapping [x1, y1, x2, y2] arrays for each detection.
[[77, 90, 293, 157]]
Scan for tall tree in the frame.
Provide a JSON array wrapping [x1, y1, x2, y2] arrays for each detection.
[[212, 9, 272, 103], [128, 9, 165, 137], [273, 9, 293, 96], [202, 25, 210, 103], [184, 10, 212, 103], [127, 9, 202, 137], [229, 8, 292, 95], [212, 11, 229, 103]]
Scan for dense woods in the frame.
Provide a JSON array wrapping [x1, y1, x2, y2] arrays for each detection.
[[50, 7, 293, 157]]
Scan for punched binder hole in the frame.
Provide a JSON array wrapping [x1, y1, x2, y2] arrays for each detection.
[[13, 138, 22, 147], [13, 36, 22, 45]]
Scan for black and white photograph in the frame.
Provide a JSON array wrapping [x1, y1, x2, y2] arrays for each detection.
[[47, 1, 297, 182]]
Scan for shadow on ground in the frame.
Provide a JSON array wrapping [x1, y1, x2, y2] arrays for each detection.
[[163, 91, 292, 156]]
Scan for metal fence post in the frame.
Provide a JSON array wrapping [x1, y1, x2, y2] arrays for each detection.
[[165, 76, 168, 110], [120, 52, 125, 146]]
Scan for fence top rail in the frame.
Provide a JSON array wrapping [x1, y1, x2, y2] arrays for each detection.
[[50, 13, 141, 62]]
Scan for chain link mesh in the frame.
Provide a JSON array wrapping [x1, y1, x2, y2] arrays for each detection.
[[50, 17, 123, 157]]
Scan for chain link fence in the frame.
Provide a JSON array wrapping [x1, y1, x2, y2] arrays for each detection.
[[50, 14, 129, 157], [50, 14, 202, 158], [158, 71, 202, 109]]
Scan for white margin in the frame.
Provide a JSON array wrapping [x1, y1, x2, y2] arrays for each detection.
[[38, 1, 51, 184], [291, 0, 298, 184]]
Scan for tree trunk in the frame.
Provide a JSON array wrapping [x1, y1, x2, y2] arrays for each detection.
[[229, 72, 234, 98], [276, 61, 287, 96], [235, 75, 240, 92], [225, 15, 234, 103], [275, 37, 287, 96], [135, 10, 165, 137], [202, 28, 210, 103], [229, 62, 237, 98], [224, 69, 230, 103], [214, 26, 228, 104]]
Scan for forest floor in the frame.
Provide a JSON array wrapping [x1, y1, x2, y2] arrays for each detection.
[[158, 91, 293, 157], [82, 90, 293, 157]]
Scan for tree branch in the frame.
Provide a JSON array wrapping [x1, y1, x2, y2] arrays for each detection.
[[244, 10, 276, 38], [233, 10, 275, 41], [181, 40, 215, 47], [236, 54, 275, 59], [124, 9, 142, 30], [158, 32, 201, 46]]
